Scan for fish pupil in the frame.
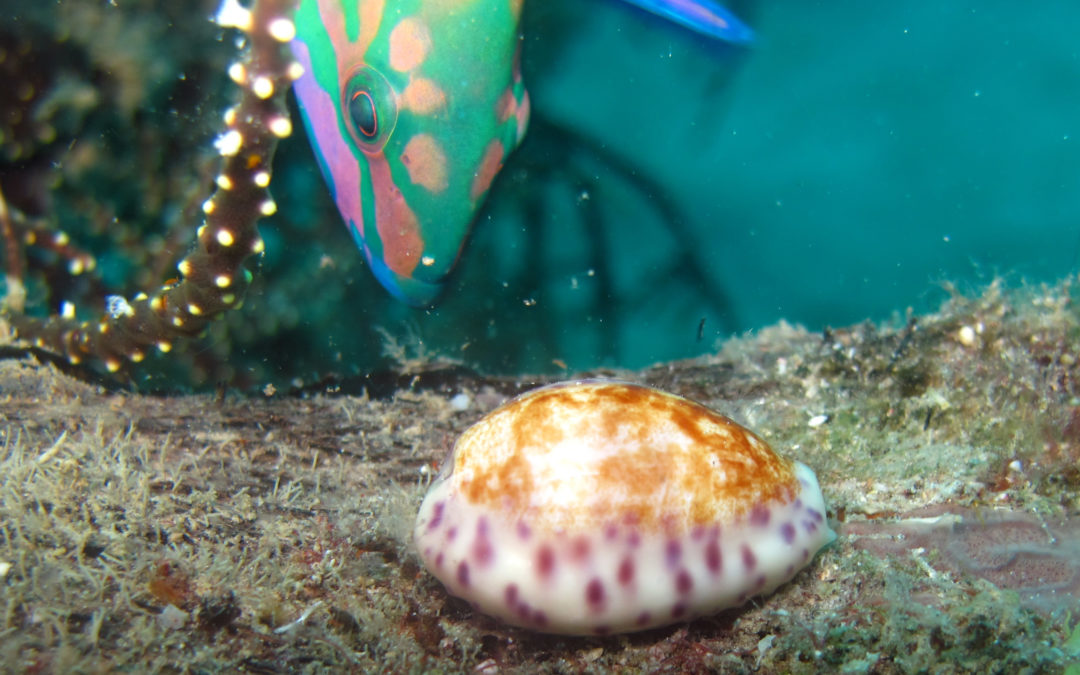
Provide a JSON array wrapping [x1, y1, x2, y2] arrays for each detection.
[[349, 89, 378, 138]]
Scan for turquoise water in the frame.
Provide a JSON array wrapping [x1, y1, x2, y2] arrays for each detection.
[[463, 0, 1079, 371], [6, 0, 1079, 385], [313, 0, 1080, 378]]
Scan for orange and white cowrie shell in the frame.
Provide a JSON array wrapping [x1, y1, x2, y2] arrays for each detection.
[[414, 380, 835, 635]]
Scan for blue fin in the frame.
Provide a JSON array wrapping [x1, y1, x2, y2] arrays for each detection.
[[617, 0, 754, 43]]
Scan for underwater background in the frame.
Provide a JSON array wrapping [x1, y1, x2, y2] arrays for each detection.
[[514, 0, 1080, 366], [268, 0, 1080, 384], [4, 0, 1080, 388], [3, 3, 1080, 670]]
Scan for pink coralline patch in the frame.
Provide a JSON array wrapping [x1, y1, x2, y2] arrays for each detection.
[[845, 505, 1080, 615]]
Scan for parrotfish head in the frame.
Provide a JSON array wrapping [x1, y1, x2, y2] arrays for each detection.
[[291, 0, 530, 306]]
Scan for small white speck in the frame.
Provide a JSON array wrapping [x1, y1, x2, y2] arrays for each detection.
[[252, 76, 275, 100], [449, 392, 471, 411], [106, 295, 135, 319], [215, 0, 252, 31], [214, 129, 243, 157], [158, 604, 188, 631], [808, 414, 830, 428], [266, 115, 289, 139], [227, 62, 247, 85], [268, 17, 297, 43], [957, 325, 977, 348]]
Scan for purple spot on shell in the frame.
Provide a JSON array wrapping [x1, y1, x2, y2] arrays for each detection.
[[665, 540, 682, 567], [473, 536, 493, 567], [786, 564, 795, 576], [750, 504, 771, 527], [691, 525, 706, 540], [795, 499, 803, 508], [618, 557, 635, 586], [446, 527, 457, 542], [604, 524, 618, 540], [806, 507, 823, 522], [636, 611, 651, 626], [742, 545, 757, 572], [456, 561, 470, 587], [505, 584, 518, 607], [627, 531, 642, 548], [781, 522, 796, 545], [802, 548, 810, 560], [570, 536, 591, 562], [537, 545, 555, 580], [671, 602, 687, 618], [803, 520, 819, 534], [516, 521, 531, 540], [737, 591, 748, 603], [676, 569, 693, 594], [470, 516, 492, 561], [428, 501, 444, 530], [755, 575, 766, 589], [435, 552, 444, 569], [705, 539, 722, 574], [534, 611, 548, 627], [585, 578, 606, 609], [594, 625, 611, 635]]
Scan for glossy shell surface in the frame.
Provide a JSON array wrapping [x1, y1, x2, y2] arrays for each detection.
[[414, 381, 834, 635]]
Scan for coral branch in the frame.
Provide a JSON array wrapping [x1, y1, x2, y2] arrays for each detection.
[[4, 0, 300, 374]]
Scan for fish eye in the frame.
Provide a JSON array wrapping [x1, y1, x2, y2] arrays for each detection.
[[341, 66, 398, 153], [348, 89, 378, 138]]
